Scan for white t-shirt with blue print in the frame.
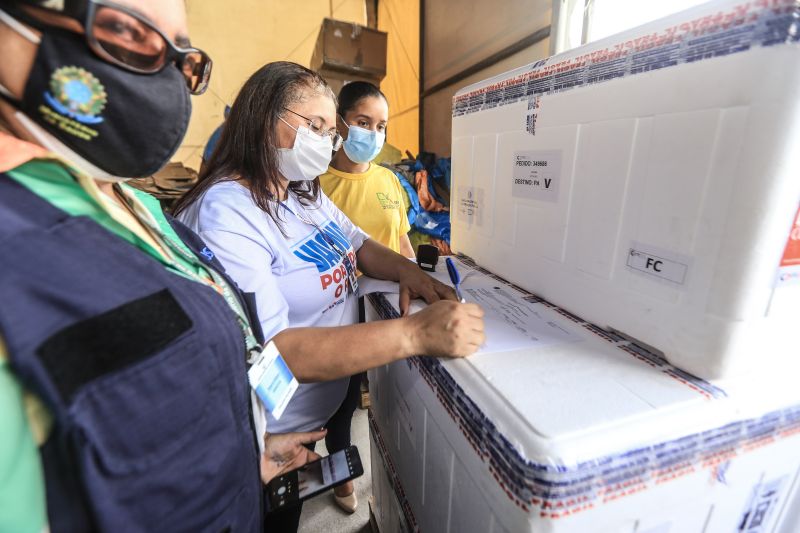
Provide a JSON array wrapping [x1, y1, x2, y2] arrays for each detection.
[[177, 181, 368, 433]]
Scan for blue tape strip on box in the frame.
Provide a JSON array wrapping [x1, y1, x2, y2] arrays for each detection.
[[367, 256, 800, 518], [452, 0, 800, 120], [369, 412, 420, 533]]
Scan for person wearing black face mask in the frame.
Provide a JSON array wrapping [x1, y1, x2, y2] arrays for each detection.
[[0, 1, 326, 531]]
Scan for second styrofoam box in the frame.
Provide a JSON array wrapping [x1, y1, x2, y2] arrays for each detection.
[[365, 266, 800, 533]]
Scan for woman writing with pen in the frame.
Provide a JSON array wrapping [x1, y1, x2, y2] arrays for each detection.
[[174, 61, 485, 532]]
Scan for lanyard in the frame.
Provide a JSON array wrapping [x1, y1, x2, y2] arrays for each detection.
[[116, 189, 262, 360], [279, 200, 359, 295]]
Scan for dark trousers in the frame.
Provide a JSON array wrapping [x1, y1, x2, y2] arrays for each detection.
[[263, 373, 364, 533], [325, 372, 364, 453], [264, 299, 368, 532], [326, 296, 367, 455]]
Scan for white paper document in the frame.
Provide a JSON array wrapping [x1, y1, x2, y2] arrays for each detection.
[[357, 259, 495, 297], [359, 256, 581, 354], [463, 285, 580, 354], [428, 262, 498, 289]]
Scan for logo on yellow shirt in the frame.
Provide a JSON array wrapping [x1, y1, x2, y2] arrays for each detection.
[[376, 192, 400, 210]]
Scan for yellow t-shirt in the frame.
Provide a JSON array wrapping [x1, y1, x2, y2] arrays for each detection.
[[320, 164, 411, 254]]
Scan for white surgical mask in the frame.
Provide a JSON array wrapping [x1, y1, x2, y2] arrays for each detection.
[[277, 117, 333, 182]]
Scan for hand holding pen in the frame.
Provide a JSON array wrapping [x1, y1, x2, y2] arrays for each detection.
[[446, 257, 466, 303]]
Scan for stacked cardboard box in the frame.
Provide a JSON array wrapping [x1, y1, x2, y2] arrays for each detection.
[[310, 18, 387, 94]]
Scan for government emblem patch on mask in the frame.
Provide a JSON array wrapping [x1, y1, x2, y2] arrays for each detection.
[[41, 66, 107, 138], [19, 25, 191, 176]]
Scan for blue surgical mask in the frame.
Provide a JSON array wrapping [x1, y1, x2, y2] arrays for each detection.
[[341, 119, 385, 164]]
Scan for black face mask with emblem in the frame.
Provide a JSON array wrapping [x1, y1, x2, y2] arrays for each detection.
[[3, 24, 192, 178]]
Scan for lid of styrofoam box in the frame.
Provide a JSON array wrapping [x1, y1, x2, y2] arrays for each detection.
[[362, 256, 800, 478], [452, 0, 800, 107], [449, 0, 800, 380]]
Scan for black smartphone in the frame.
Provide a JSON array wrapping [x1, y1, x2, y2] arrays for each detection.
[[266, 445, 364, 512]]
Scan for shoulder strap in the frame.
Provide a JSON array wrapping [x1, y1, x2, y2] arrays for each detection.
[[167, 214, 266, 344]]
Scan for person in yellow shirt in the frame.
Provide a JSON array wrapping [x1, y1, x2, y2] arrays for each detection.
[[320, 82, 414, 258]]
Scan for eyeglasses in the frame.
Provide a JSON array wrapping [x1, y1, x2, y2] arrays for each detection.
[[282, 108, 343, 151], [81, 0, 212, 95]]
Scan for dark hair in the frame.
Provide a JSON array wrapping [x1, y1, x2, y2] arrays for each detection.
[[173, 61, 335, 227], [337, 81, 387, 118]]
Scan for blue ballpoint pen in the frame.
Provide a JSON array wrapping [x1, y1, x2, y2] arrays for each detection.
[[445, 257, 466, 303]]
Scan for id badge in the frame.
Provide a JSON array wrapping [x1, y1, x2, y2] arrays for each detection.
[[247, 341, 298, 420]]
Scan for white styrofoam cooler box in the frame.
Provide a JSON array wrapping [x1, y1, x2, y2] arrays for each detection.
[[365, 257, 800, 533], [450, 0, 800, 379]]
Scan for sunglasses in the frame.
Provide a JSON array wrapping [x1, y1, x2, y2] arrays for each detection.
[[72, 0, 212, 95]]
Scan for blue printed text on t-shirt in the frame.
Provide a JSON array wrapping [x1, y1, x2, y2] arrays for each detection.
[[291, 221, 357, 299]]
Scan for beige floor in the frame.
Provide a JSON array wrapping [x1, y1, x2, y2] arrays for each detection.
[[298, 407, 373, 533]]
